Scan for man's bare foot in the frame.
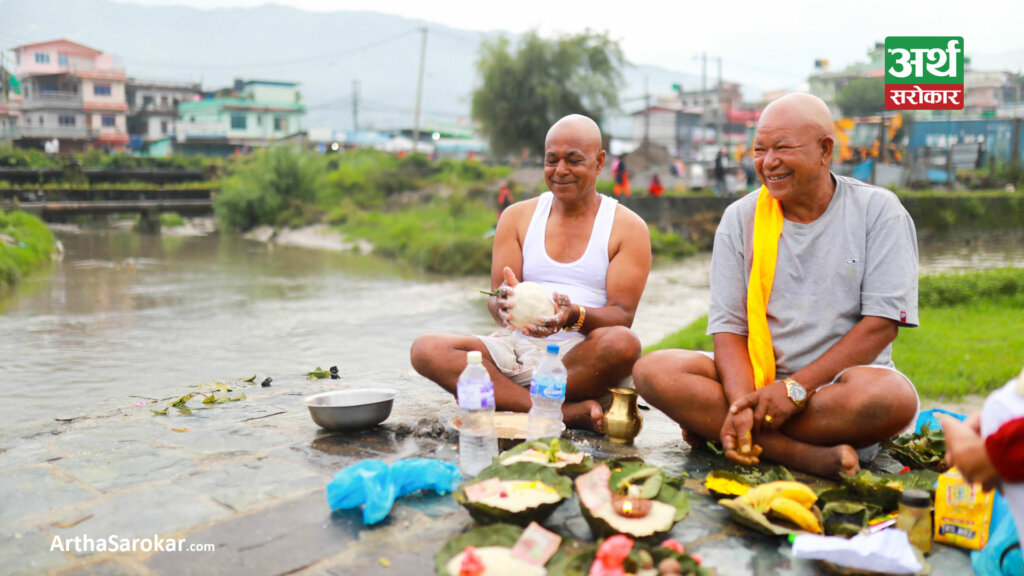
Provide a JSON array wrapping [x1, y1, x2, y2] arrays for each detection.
[[759, 437, 861, 479], [563, 400, 605, 434], [680, 426, 707, 448], [836, 444, 861, 477]]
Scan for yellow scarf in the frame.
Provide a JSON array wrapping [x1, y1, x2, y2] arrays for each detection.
[[747, 186, 784, 389]]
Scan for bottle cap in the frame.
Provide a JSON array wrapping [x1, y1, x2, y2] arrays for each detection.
[[899, 488, 931, 508], [546, 344, 560, 354], [467, 351, 482, 363]]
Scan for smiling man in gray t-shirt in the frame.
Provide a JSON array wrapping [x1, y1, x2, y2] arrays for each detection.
[[633, 93, 920, 479]]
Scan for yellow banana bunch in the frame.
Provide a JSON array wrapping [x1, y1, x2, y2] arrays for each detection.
[[768, 497, 823, 534], [736, 481, 818, 511]]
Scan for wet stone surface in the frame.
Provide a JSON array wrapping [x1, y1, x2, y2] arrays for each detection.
[[0, 375, 976, 575]]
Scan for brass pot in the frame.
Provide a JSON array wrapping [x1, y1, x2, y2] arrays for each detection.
[[605, 387, 643, 444]]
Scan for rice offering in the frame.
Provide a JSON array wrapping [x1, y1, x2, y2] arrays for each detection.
[[445, 546, 547, 576]]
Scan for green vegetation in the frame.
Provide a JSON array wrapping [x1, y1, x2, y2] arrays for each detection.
[[338, 194, 495, 275], [649, 226, 698, 260], [836, 77, 886, 117], [0, 210, 56, 290], [472, 30, 625, 157], [214, 147, 328, 230], [0, 147, 221, 172], [159, 212, 186, 228], [644, 268, 1024, 399], [213, 147, 510, 275], [918, 267, 1024, 307]]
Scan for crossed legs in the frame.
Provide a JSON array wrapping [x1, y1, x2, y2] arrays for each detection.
[[632, 349, 918, 478], [410, 326, 641, 433]]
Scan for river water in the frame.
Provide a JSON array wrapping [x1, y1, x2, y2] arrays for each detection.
[[1, 224, 1022, 431]]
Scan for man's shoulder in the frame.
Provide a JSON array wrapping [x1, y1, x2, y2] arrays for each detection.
[[505, 195, 541, 217], [611, 202, 651, 239], [835, 174, 903, 205], [720, 188, 760, 222]]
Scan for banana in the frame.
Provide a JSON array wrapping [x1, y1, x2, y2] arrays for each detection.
[[736, 481, 818, 511], [768, 497, 823, 534]]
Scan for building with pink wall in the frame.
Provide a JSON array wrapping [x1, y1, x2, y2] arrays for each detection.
[[10, 39, 129, 152]]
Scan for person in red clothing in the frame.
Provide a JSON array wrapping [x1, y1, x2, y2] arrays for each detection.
[[496, 180, 513, 216], [648, 174, 664, 197], [941, 368, 1024, 546]]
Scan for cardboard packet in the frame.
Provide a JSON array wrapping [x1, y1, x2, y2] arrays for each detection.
[[933, 467, 995, 550]]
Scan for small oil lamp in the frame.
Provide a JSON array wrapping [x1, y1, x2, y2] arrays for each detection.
[[611, 493, 652, 518]]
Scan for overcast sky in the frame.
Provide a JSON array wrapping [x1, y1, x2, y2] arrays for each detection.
[[110, 0, 1024, 93]]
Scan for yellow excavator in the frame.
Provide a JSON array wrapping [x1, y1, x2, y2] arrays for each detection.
[[833, 114, 903, 164]]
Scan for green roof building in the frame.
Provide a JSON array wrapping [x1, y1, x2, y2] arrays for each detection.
[[175, 79, 305, 156]]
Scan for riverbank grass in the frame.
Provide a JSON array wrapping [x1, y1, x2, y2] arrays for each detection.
[[644, 268, 1024, 399], [0, 211, 56, 290]]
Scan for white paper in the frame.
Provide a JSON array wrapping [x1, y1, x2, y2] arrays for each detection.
[[791, 530, 923, 574]]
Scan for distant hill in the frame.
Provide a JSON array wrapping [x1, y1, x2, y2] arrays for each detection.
[[0, 0, 703, 136]]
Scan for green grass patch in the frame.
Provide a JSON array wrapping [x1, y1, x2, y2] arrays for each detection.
[[643, 315, 710, 354], [0, 210, 56, 290], [894, 295, 1024, 397], [159, 212, 185, 228], [336, 194, 495, 275], [644, 268, 1024, 399], [918, 267, 1024, 307]]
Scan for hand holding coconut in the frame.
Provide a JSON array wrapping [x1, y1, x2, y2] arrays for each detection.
[[495, 267, 574, 338]]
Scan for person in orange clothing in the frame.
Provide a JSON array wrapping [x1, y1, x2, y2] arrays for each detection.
[[613, 154, 631, 196]]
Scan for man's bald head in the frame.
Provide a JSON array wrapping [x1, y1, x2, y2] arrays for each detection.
[[759, 93, 834, 139], [543, 114, 606, 198], [545, 114, 603, 150]]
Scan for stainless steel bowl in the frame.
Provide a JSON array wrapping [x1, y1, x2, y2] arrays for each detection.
[[304, 388, 398, 431]]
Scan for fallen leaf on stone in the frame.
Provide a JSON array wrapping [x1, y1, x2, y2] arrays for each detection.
[[378, 557, 390, 567], [52, 514, 93, 528], [171, 428, 190, 433]]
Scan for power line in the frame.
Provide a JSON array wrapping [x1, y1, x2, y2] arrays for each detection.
[[118, 28, 419, 71]]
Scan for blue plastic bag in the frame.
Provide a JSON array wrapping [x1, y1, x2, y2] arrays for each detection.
[[326, 458, 461, 525], [915, 408, 966, 433], [970, 493, 1023, 576]]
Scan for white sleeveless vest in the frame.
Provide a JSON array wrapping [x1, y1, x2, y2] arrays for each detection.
[[520, 192, 618, 342]]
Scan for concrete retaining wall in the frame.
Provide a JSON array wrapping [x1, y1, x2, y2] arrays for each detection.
[[619, 193, 1024, 249]]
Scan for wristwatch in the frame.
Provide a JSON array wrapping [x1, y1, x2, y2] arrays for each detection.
[[782, 377, 808, 408]]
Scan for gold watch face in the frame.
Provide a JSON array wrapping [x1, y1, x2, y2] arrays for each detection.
[[786, 379, 807, 404]]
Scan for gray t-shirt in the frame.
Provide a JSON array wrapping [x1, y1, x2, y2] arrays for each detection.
[[707, 174, 919, 377]]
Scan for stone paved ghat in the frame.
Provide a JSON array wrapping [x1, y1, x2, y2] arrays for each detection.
[[0, 376, 974, 575]]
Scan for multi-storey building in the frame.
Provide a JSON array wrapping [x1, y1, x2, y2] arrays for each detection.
[[11, 39, 129, 152], [126, 78, 201, 154], [175, 79, 305, 156]]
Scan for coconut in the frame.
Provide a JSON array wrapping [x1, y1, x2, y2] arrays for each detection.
[[507, 282, 555, 330]]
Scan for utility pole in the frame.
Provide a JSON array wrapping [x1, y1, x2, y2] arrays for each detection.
[[644, 76, 650, 145], [716, 56, 723, 149], [701, 52, 707, 145], [412, 26, 428, 153], [352, 79, 359, 132]]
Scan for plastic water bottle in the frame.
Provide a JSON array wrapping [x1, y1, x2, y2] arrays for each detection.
[[457, 351, 497, 477], [527, 344, 566, 440]]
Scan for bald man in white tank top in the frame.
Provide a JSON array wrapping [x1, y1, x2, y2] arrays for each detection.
[[411, 115, 652, 432]]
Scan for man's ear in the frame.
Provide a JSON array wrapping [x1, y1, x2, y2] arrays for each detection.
[[820, 136, 834, 164], [596, 149, 607, 173]]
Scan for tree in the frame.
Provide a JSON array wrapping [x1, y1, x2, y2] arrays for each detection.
[[471, 30, 626, 158], [836, 77, 886, 117]]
